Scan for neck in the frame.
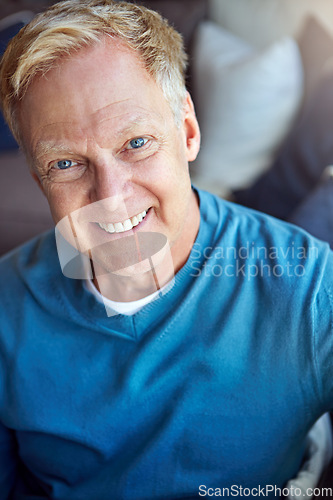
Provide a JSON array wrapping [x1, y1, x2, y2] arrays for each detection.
[[92, 257, 173, 302]]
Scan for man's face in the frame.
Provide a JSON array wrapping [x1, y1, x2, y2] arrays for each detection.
[[19, 37, 200, 278]]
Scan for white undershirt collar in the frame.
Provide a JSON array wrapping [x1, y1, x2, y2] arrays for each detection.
[[84, 279, 162, 316]]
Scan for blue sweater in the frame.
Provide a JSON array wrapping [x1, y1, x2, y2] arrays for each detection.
[[0, 189, 333, 499]]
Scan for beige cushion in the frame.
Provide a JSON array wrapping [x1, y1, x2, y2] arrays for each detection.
[[191, 21, 303, 197], [208, 0, 333, 48]]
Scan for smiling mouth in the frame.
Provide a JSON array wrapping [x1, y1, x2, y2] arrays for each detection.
[[96, 209, 148, 234]]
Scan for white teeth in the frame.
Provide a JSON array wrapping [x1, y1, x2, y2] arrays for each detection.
[[105, 223, 115, 233], [97, 209, 148, 234], [123, 219, 132, 231], [138, 210, 146, 222], [131, 215, 139, 227]]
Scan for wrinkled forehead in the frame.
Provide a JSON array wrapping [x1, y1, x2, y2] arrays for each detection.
[[17, 38, 174, 156], [32, 104, 168, 161]]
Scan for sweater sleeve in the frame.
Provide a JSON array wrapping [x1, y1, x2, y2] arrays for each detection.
[[312, 248, 333, 411], [0, 421, 18, 499]]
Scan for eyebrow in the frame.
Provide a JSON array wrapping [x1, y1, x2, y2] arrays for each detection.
[[33, 116, 159, 161], [34, 142, 77, 160]]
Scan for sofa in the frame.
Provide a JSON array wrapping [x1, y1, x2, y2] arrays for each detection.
[[1, 0, 333, 488]]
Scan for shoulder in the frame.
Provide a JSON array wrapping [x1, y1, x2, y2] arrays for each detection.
[[196, 187, 333, 288], [0, 229, 59, 297], [198, 187, 330, 252], [0, 230, 61, 357]]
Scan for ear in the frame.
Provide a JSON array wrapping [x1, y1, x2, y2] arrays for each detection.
[[183, 91, 201, 162]]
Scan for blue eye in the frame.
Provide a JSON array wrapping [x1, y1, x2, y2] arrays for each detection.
[[56, 160, 73, 170], [128, 137, 148, 149]]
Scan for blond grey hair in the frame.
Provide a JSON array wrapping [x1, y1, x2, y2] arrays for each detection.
[[0, 0, 188, 144]]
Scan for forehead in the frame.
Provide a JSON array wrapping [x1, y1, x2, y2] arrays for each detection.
[[32, 106, 166, 160], [18, 38, 173, 155]]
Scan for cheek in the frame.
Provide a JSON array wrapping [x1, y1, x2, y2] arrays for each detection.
[[148, 139, 190, 189], [152, 159, 192, 224], [44, 184, 85, 224]]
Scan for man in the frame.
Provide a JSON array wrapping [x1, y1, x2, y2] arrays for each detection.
[[0, 0, 332, 498]]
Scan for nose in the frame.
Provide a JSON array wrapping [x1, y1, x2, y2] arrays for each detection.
[[89, 153, 134, 206]]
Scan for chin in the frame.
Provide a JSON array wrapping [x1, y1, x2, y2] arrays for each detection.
[[93, 254, 155, 278]]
